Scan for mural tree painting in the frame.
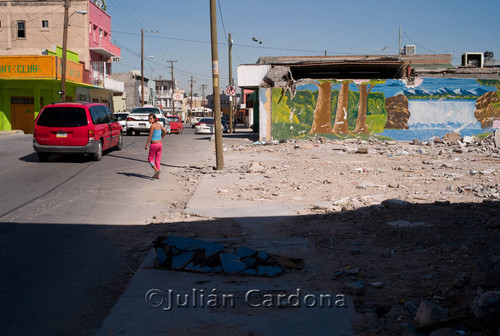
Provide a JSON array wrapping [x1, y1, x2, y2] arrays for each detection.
[[353, 80, 385, 134], [332, 81, 350, 135], [309, 81, 333, 135], [474, 79, 500, 128], [476, 79, 500, 91]]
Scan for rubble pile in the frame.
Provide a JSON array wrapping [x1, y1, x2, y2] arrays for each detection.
[[153, 236, 303, 277], [214, 132, 499, 215]]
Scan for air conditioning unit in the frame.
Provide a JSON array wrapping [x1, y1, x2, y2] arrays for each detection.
[[462, 53, 483, 67], [402, 45, 416, 55]]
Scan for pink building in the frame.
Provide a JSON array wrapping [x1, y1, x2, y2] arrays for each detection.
[[88, 0, 121, 86]]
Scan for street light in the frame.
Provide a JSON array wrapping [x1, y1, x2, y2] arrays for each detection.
[[59, 0, 87, 101]]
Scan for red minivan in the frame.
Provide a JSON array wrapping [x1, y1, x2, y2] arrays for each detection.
[[33, 102, 122, 161]]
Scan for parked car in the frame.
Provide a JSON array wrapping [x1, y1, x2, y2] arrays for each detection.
[[113, 112, 129, 133], [33, 102, 122, 161], [194, 118, 227, 135], [125, 106, 170, 136], [166, 115, 184, 134], [194, 118, 215, 134], [221, 118, 229, 133]]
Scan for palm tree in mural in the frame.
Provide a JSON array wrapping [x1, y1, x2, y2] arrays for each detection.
[[476, 79, 500, 91], [332, 81, 350, 135], [309, 80, 334, 135], [353, 80, 385, 134]]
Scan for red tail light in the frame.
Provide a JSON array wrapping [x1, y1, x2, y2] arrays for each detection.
[[88, 129, 95, 141]]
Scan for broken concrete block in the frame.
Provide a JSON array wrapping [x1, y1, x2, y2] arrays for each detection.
[[404, 301, 418, 317], [385, 304, 411, 319], [443, 132, 461, 143], [165, 236, 198, 251], [369, 282, 383, 289], [415, 300, 448, 328], [257, 251, 269, 260], [220, 253, 247, 274], [257, 265, 283, 277], [273, 255, 304, 270], [203, 242, 224, 258], [356, 147, 368, 154], [156, 247, 167, 265], [346, 280, 365, 296], [242, 269, 258, 276], [382, 199, 411, 208], [236, 246, 257, 258], [172, 251, 195, 270], [242, 257, 256, 268]]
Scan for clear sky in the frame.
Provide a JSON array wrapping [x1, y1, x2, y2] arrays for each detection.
[[106, 0, 500, 95]]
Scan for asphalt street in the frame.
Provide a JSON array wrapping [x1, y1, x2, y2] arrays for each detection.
[[0, 129, 213, 335]]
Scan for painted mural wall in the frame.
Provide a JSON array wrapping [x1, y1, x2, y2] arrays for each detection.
[[271, 78, 500, 141]]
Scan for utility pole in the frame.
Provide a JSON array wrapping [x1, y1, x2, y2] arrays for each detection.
[[60, 0, 70, 101], [167, 60, 177, 114], [201, 84, 207, 107], [398, 26, 402, 60], [189, 76, 195, 112], [228, 32, 234, 133], [209, 0, 223, 170], [141, 28, 144, 106]]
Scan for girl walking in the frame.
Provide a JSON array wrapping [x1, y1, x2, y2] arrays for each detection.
[[145, 113, 167, 179]]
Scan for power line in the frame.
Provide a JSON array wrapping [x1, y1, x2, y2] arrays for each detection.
[[403, 31, 441, 54], [217, 0, 228, 42]]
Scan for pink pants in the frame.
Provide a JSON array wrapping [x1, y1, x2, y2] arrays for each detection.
[[148, 143, 162, 170]]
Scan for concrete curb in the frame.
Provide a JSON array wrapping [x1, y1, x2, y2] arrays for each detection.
[[0, 130, 25, 136]]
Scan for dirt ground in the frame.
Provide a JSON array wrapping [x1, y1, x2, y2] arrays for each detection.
[[118, 132, 499, 336]]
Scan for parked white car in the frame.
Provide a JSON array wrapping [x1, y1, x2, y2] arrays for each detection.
[[125, 107, 170, 136], [113, 112, 129, 133]]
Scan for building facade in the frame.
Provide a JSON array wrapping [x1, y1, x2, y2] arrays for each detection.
[[0, 0, 122, 132]]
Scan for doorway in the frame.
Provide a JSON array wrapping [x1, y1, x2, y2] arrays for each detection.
[[11, 97, 35, 134]]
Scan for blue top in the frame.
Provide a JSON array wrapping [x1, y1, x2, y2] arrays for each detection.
[[151, 129, 161, 141]]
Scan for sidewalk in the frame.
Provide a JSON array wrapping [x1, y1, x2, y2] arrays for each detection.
[[95, 126, 356, 336]]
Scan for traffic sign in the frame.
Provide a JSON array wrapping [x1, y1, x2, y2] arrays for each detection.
[[225, 86, 235, 96]]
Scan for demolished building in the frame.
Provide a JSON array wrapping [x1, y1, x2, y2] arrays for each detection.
[[237, 53, 500, 142]]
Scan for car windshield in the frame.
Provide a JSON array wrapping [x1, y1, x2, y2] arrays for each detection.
[[167, 117, 180, 122], [37, 107, 88, 127], [199, 118, 214, 123], [130, 108, 160, 114], [114, 113, 128, 121]]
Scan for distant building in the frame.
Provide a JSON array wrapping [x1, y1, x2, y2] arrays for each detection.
[[113, 71, 152, 109]]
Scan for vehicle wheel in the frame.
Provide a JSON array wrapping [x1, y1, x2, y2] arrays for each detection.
[[37, 152, 50, 162], [92, 140, 103, 161], [126, 129, 132, 136], [115, 134, 123, 150], [135, 131, 141, 136]]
